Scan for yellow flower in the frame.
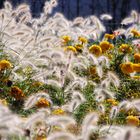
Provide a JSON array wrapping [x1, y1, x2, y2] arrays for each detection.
[[52, 108, 65, 115], [119, 44, 132, 53], [104, 33, 115, 40], [78, 36, 88, 44], [64, 46, 77, 53], [134, 53, 140, 62], [0, 60, 12, 71], [131, 29, 140, 37], [126, 115, 139, 126], [62, 36, 71, 43], [36, 98, 50, 108], [133, 63, 140, 72], [120, 62, 134, 74], [99, 41, 113, 53], [10, 86, 25, 100], [106, 99, 118, 106], [89, 45, 102, 56]]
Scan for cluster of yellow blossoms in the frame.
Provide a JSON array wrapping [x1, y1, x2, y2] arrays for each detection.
[[63, 34, 140, 80], [62, 36, 87, 54], [119, 44, 132, 53], [126, 115, 139, 126], [120, 62, 140, 74], [89, 45, 102, 56], [106, 98, 118, 106], [62, 35, 115, 57], [0, 60, 12, 71], [62, 36, 71, 44], [89, 41, 114, 56], [131, 29, 140, 37]]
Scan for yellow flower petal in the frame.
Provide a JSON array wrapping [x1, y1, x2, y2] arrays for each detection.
[[126, 115, 139, 126], [89, 45, 102, 56], [120, 62, 134, 74]]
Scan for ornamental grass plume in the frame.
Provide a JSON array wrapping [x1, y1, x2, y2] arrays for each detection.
[[4, 1, 12, 11], [24, 92, 52, 110], [63, 91, 86, 113], [118, 99, 140, 112], [94, 88, 115, 100], [121, 11, 138, 25], [98, 104, 105, 114], [0, 104, 24, 138], [46, 115, 76, 130], [1, 0, 140, 139], [100, 14, 112, 20], [24, 111, 47, 130], [47, 132, 76, 140], [110, 106, 118, 119], [107, 72, 120, 87], [106, 127, 140, 140], [82, 112, 99, 138]]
